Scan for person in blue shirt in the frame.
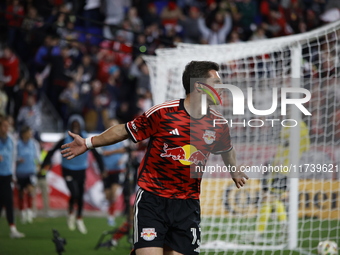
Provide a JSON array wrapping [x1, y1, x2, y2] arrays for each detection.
[[98, 119, 128, 226], [0, 115, 25, 238], [16, 125, 40, 224], [41, 114, 104, 234]]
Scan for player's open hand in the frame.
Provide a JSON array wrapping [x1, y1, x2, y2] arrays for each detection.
[[231, 168, 249, 189], [60, 131, 87, 160]]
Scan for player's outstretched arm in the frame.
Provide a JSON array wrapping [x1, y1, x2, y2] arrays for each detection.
[[61, 124, 129, 160], [221, 149, 249, 189]]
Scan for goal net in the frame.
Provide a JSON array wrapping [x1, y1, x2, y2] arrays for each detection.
[[144, 20, 340, 255]]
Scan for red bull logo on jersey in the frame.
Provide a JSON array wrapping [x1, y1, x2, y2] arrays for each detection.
[[203, 130, 216, 144], [141, 228, 157, 241], [160, 143, 207, 165], [160, 143, 185, 160]]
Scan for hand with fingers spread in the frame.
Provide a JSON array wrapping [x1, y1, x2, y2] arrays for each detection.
[[61, 131, 88, 159]]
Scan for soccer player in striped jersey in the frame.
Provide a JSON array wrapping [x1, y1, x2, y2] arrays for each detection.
[[61, 61, 248, 255]]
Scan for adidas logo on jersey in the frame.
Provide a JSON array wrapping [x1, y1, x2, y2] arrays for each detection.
[[169, 128, 179, 135]]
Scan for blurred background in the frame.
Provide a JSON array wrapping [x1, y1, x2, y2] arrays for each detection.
[[0, 0, 338, 135]]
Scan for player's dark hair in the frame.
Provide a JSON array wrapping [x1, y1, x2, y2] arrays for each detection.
[[182, 61, 219, 95], [0, 114, 9, 125], [19, 125, 31, 137]]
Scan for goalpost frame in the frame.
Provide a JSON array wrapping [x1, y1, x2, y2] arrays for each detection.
[[143, 21, 340, 254], [288, 44, 302, 250]]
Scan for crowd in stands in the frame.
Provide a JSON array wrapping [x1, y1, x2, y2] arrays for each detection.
[[0, 0, 339, 137]]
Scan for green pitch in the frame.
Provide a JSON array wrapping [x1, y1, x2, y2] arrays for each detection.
[[0, 215, 338, 255], [201, 218, 340, 255], [0, 215, 132, 255]]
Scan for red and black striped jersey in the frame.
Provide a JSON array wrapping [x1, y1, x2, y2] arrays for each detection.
[[125, 99, 232, 199]]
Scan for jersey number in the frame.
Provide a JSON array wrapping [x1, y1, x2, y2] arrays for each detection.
[[191, 227, 201, 246]]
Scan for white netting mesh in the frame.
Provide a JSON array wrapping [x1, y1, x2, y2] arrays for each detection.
[[144, 20, 340, 255]]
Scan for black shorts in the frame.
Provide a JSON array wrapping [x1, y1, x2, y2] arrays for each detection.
[[17, 175, 37, 190], [133, 188, 201, 255], [0, 175, 13, 206], [103, 172, 121, 189], [62, 168, 85, 183]]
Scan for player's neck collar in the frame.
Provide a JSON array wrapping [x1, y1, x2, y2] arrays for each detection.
[[180, 98, 210, 120]]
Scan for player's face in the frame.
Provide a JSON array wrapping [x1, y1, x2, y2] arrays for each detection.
[[71, 121, 81, 134], [22, 130, 32, 141], [205, 70, 223, 105], [0, 121, 9, 136]]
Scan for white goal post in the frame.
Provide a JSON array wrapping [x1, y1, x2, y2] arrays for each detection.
[[143, 20, 340, 255]]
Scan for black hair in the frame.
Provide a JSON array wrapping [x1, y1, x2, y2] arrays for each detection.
[[0, 114, 6, 124], [20, 125, 31, 137], [182, 61, 220, 95]]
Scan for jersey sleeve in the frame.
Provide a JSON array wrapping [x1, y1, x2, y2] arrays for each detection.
[[211, 123, 233, 154], [125, 111, 160, 143]]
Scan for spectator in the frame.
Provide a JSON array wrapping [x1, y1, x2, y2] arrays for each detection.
[[228, 30, 243, 43], [179, 6, 202, 44], [102, 0, 131, 39], [0, 82, 8, 115], [285, 0, 304, 34], [17, 94, 42, 141], [160, 1, 184, 32], [21, 6, 43, 31], [34, 35, 60, 73], [21, 6, 44, 61], [305, 9, 320, 31], [96, 50, 118, 84], [47, 46, 75, 113], [141, 3, 161, 28], [58, 21, 79, 47], [83, 0, 103, 28], [83, 79, 111, 132], [106, 66, 122, 102], [115, 19, 134, 44], [250, 25, 268, 41], [127, 7, 143, 32], [14, 78, 41, 121], [144, 23, 161, 52], [67, 41, 83, 71], [59, 80, 81, 125], [54, 5, 71, 36], [133, 34, 148, 58], [235, 0, 257, 41], [16, 125, 40, 224], [75, 54, 97, 85], [129, 57, 151, 96], [218, 0, 239, 20], [5, 0, 25, 49], [260, 0, 287, 37], [0, 46, 20, 116], [198, 12, 232, 44], [303, 0, 328, 15]]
